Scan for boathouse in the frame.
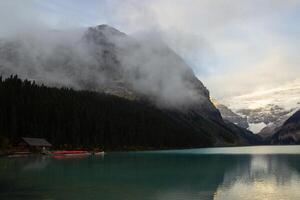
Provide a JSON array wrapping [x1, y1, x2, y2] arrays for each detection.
[[20, 137, 52, 151]]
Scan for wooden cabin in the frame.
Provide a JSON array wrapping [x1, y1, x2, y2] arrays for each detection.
[[19, 137, 52, 152]]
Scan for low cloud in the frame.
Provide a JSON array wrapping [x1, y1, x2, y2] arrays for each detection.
[[0, 25, 209, 107], [106, 0, 300, 100], [0, 0, 299, 103]]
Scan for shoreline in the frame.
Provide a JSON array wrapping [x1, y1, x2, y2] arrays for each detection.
[[1, 144, 300, 157]]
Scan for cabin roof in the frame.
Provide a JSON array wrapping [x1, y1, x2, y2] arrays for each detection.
[[22, 137, 52, 147]]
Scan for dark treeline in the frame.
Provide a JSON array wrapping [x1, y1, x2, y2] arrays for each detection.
[[0, 75, 223, 150]]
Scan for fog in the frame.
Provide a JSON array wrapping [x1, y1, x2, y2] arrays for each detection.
[[0, 0, 299, 107], [102, 0, 300, 100], [0, 24, 209, 107]]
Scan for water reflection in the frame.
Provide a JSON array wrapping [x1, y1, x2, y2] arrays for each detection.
[[214, 155, 300, 200], [0, 147, 300, 200], [22, 156, 50, 170]]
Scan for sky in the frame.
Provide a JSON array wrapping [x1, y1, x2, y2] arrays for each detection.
[[0, 0, 300, 102]]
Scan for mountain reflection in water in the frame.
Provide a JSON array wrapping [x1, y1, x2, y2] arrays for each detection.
[[0, 146, 300, 200], [213, 155, 300, 200]]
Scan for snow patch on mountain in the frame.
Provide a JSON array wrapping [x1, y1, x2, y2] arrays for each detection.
[[248, 122, 266, 133]]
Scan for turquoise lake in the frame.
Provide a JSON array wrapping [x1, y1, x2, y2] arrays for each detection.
[[1, 146, 300, 200]]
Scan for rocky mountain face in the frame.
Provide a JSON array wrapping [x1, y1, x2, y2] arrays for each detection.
[[213, 102, 261, 144], [223, 120, 262, 145], [258, 109, 296, 139], [214, 103, 249, 129], [214, 103, 296, 134], [237, 104, 294, 130], [269, 109, 300, 144], [0, 24, 260, 146], [222, 83, 300, 133]]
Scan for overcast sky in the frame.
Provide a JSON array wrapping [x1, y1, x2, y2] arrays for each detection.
[[0, 0, 299, 100]]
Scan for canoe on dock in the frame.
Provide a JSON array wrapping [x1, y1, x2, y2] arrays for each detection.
[[93, 151, 105, 156], [52, 150, 91, 156]]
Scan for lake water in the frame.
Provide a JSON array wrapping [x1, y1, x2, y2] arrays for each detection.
[[1, 146, 300, 200]]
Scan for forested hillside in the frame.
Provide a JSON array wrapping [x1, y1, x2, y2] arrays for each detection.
[[0, 75, 262, 150], [0, 75, 225, 150]]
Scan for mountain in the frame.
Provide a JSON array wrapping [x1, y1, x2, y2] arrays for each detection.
[[0, 25, 260, 148], [221, 83, 300, 133], [213, 103, 262, 144], [214, 103, 249, 129], [0, 25, 220, 119], [222, 120, 262, 145], [236, 104, 295, 133], [269, 109, 300, 144], [258, 109, 296, 139]]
